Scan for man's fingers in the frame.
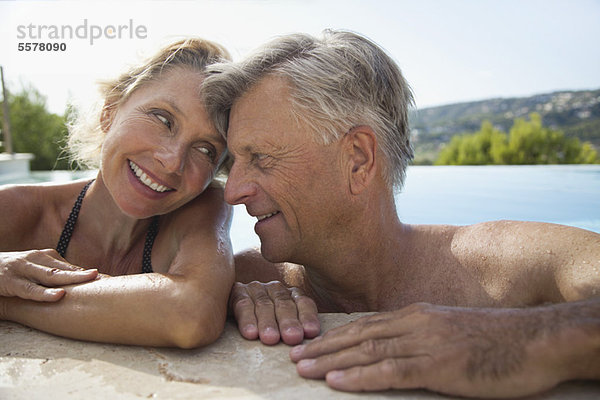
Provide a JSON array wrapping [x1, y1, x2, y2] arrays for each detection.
[[291, 308, 422, 361], [325, 357, 428, 392], [231, 283, 259, 340], [266, 282, 304, 345], [295, 337, 427, 378], [290, 324, 370, 361], [246, 282, 280, 345], [230, 281, 321, 345], [291, 288, 320, 339]]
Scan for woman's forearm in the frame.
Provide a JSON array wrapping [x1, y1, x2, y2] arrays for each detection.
[[1, 273, 227, 348]]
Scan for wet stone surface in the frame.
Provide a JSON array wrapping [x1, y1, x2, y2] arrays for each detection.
[[1, 314, 599, 399]]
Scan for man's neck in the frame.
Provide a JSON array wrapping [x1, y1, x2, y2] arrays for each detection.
[[301, 197, 412, 313]]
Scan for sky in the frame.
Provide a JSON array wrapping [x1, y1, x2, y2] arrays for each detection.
[[1, 0, 599, 115]]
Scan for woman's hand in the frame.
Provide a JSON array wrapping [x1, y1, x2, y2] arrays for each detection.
[[0, 249, 98, 302], [230, 280, 321, 346]]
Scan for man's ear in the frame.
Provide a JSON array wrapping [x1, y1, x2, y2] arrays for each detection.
[[344, 125, 377, 195], [100, 102, 116, 133]]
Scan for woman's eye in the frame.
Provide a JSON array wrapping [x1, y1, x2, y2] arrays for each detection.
[[196, 146, 214, 160], [155, 113, 171, 129]]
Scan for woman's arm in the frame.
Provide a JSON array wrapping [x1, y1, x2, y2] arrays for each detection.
[[1, 188, 235, 348], [1, 183, 100, 301]]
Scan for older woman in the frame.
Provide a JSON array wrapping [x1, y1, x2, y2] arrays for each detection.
[[0, 38, 237, 348]]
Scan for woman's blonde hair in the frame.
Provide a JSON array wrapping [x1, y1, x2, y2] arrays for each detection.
[[67, 38, 231, 170]]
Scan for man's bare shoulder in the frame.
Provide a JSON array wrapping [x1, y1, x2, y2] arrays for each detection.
[[453, 220, 599, 256], [451, 220, 600, 303]]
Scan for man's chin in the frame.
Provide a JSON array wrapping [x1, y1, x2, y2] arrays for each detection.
[[259, 242, 291, 264]]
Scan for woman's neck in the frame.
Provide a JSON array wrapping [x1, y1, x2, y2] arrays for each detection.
[[66, 173, 153, 274]]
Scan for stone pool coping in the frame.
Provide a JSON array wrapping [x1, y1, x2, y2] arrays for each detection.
[[1, 313, 599, 399]]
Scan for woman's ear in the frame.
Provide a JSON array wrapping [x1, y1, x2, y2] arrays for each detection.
[[100, 102, 116, 133], [344, 125, 377, 195]]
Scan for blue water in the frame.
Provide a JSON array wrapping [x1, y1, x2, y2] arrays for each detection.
[[3, 166, 599, 252], [231, 165, 600, 252], [396, 165, 600, 229]]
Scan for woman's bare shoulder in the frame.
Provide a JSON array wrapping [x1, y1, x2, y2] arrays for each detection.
[[151, 185, 232, 261], [0, 180, 93, 249], [166, 185, 231, 229]]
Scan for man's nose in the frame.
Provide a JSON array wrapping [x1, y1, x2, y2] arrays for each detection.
[[224, 161, 255, 205]]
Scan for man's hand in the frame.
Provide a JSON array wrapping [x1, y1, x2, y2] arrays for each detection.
[[289, 302, 583, 398], [230, 280, 320, 345], [0, 249, 98, 302]]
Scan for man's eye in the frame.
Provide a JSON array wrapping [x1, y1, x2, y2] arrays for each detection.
[[252, 153, 268, 163], [253, 153, 273, 168]]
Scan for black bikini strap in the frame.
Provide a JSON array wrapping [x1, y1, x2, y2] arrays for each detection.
[[56, 180, 95, 258], [56, 179, 157, 273], [142, 216, 159, 273]]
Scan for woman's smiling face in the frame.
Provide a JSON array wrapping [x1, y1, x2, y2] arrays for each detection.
[[100, 67, 226, 218]]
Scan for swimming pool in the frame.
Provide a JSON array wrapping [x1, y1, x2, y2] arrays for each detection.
[[3, 165, 599, 252], [231, 165, 600, 252]]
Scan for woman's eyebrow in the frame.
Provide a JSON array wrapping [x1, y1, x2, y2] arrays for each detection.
[[155, 97, 224, 143], [155, 96, 183, 115]]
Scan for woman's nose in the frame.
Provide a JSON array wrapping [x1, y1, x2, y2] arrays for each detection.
[[155, 144, 186, 175]]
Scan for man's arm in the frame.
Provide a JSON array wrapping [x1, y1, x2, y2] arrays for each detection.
[[234, 247, 306, 285], [231, 248, 320, 345], [290, 221, 600, 397], [290, 299, 600, 398]]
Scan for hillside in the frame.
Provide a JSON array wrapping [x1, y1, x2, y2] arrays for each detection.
[[409, 88, 600, 164]]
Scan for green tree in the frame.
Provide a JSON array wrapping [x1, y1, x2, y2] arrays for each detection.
[[1, 85, 69, 170], [435, 121, 507, 165], [435, 113, 599, 165]]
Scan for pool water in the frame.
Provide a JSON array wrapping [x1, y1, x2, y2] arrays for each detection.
[[3, 165, 599, 253], [231, 165, 600, 252]]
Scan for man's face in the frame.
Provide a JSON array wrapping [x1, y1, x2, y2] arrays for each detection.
[[225, 75, 348, 263]]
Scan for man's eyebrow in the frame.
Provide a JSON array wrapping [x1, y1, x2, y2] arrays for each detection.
[[239, 144, 255, 155]]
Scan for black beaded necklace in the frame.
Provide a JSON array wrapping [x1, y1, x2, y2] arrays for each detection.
[[56, 179, 158, 273]]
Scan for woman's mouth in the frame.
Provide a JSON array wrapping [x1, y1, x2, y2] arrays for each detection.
[[129, 161, 172, 193]]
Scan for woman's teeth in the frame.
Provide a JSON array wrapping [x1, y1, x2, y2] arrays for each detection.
[[129, 161, 170, 193]]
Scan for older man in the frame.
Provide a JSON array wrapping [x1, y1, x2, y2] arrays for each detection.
[[202, 30, 600, 398]]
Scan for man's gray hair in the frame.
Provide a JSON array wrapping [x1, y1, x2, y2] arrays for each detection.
[[202, 29, 414, 190]]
